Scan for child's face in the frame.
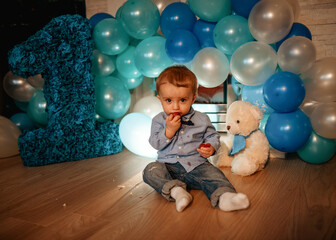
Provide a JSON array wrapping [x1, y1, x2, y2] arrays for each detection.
[[157, 82, 196, 116]]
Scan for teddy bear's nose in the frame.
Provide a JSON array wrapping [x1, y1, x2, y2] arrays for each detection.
[[227, 125, 230, 130]]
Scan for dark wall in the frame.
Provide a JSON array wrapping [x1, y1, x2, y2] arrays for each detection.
[[0, 0, 86, 117]]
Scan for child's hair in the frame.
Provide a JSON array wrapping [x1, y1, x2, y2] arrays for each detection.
[[156, 65, 197, 95]]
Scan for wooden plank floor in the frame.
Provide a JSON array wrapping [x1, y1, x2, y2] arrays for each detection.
[[0, 148, 335, 239]]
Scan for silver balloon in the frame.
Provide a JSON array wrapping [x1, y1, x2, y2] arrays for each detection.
[[0, 116, 21, 158], [27, 74, 45, 90], [310, 102, 336, 139], [191, 47, 230, 88], [301, 57, 336, 103], [277, 36, 316, 74], [265, 0, 300, 21], [248, 0, 294, 44], [300, 98, 319, 119], [3, 71, 36, 102], [230, 42, 277, 86]]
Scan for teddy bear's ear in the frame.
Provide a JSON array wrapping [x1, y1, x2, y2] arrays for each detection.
[[250, 105, 263, 121]]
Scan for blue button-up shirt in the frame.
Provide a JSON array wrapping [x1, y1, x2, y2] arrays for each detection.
[[149, 107, 220, 172]]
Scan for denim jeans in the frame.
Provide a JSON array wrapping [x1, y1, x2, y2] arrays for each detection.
[[143, 161, 236, 208]]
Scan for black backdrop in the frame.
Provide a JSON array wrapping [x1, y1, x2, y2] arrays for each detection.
[[0, 0, 86, 118]]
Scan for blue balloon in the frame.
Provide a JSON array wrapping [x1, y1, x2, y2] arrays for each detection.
[[265, 109, 312, 152], [242, 84, 274, 114], [165, 29, 200, 63], [192, 19, 216, 48], [89, 12, 113, 29], [232, 0, 260, 19], [160, 2, 197, 38], [276, 22, 312, 49], [263, 71, 305, 113], [10, 112, 36, 131]]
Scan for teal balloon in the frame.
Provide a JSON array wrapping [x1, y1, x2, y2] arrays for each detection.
[[120, 0, 160, 39], [214, 15, 254, 55], [91, 49, 116, 77], [297, 130, 336, 164], [116, 46, 142, 79], [10, 112, 36, 131], [95, 76, 131, 119], [112, 71, 144, 90], [134, 36, 173, 78], [188, 0, 231, 22], [27, 90, 48, 125], [93, 18, 130, 55]]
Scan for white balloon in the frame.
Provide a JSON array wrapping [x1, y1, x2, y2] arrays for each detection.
[[133, 96, 163, 118], [119, 113, 157, 158]]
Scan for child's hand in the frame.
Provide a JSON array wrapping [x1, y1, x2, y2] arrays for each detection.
[[165, 113, 181, 139], [197, 143, 215, 158]]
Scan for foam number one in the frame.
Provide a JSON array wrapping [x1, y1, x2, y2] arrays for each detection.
[[8, 15, 122, 166]]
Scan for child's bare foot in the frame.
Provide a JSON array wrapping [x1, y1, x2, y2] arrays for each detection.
[[219, 192, 249, 211]]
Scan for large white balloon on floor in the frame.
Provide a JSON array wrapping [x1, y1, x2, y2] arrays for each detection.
[[0, 116, 21, 158], [119, 113, 157, 158], [133, 96, 163, 118]]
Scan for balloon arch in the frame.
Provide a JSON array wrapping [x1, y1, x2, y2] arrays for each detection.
[[2, 0, 335, 164]]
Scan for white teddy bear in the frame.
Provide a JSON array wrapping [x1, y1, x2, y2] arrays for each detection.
[[213, 101, 270, 176]]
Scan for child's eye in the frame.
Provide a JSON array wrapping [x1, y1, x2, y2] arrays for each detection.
[[166, 99, 171, 103], [236, 120, 240, 124], [180, 98, 186, 103]]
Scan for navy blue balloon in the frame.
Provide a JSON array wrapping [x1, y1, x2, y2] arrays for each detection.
[[263, 71, 305, 113], [265, 109, 312, 152], [276, 22, 312, 49], [89, 12, 113, 29], [232, 0, 260, 19], [192, 19, 216, 48], [160, 2, 197, 38], [165, 29, 200, 63], [10, 112, 36, 131]]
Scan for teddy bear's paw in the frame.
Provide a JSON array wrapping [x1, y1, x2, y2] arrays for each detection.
[[219, 192, 249, 211]]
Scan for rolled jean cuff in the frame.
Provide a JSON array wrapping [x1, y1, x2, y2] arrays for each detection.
[[161, 179, 187, 202], [210, 186, 236, 208]]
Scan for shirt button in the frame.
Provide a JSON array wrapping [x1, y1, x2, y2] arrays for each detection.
[[187, 162, 191, 166], [166, 139, 170, 143], [176, 156, 180, 159], [181, 130, 184, 134], [178, 146, 182, 150]]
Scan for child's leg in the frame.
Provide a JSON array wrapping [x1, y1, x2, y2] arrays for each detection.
[[185, 161, 249, 211], [143, 162, 192, 212]]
